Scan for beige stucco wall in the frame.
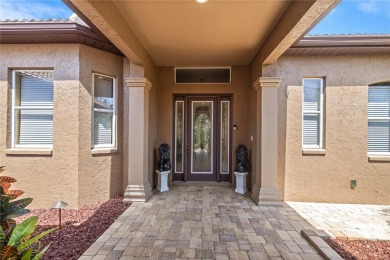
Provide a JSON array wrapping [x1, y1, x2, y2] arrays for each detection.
[[148, 66, 158, 190], [248, 65, 260, 193], [0, 44, 80, 209], [276, 55, 390, 204], [157, 66, 251, 185], [78, 45, 124, 207], [0, 44, 124, 209]]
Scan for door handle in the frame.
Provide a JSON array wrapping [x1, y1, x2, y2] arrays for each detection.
[[187, 143, 190, 158]]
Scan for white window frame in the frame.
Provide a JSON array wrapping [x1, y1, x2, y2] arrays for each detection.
[[302, 78, 324, 149], [11, 70, 54, 149], [367, 84, 390, 156], [92, 73, 117, 149]]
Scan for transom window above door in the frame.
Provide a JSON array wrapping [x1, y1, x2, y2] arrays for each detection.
[[175, 67, 231, 84]]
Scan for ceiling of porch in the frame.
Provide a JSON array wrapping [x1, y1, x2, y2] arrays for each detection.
[[113, 0, 291, 66]]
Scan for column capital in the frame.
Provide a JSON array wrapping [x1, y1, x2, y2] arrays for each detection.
[[125, 77, 152, 90], [253, 77, 281, 90]]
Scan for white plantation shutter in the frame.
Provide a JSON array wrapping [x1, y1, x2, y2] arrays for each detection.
[[19, 111, 53, 145], [13, 71, 54, 147], [302, 78, 323, 148], [303, 114, 320, 146], [20, 75, 53, 106], [368, 85, 390, 153], [94, 112, 113, 145], [93, 74, 116, 147]]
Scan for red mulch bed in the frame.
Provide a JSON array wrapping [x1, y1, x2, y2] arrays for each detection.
[[16, 197, 130, 260], [326, 239, 390, 260]]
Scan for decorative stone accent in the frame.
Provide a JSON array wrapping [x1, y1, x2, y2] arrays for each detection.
[[123, 183, 153, 202], [253, 77, 281, 89], [156, 170, 170, 192], [234, 171, 248, 194], [258, 187, 282, 207], [125, 78, 152, 90]]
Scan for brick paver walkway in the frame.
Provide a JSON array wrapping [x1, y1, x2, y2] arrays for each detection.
[[287, 202, 390, 241], [80, 186, 324, 259]]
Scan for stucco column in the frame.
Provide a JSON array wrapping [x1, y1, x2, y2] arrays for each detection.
[[251, 77, 282, 206], [123, 78, 153, 202]]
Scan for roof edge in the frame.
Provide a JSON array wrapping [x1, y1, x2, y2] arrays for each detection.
[[0, 21, 123, 56], [293, 34, 390, 48]]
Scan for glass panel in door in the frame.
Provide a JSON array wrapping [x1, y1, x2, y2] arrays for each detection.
[[187, 97, 217, 182], [191, 101, 213, 173]]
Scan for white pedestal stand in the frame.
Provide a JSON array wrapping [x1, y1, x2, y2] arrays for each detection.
[[156, 170, 170, 192], [234, 171, 248, 194]]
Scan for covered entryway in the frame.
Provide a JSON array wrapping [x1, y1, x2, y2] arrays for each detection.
[[66, 0, 340, 204], [173, 95, 232, 183]]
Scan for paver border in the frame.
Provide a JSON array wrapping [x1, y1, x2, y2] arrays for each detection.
[[301, 229, 342, 260]]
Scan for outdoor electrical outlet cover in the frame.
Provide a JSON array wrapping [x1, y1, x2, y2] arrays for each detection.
[[351, 179, 357, 189]]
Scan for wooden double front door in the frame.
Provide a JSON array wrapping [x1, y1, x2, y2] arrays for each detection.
[[173, 95, 232, 182]]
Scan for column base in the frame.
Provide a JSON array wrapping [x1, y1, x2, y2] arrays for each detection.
[[251, 185, 282, 207], [123, 182, 153, 203], [258, 187, 283, 207], [251, 184, 261, 203]]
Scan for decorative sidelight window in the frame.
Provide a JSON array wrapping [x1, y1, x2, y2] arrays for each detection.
[[92, 74, 116, 148], [368, 83, 390, 154], [302, 78, 324, 148], [12, 70, 54, 148], [220, 101, 230, 174], [175, 101, 184, 173]]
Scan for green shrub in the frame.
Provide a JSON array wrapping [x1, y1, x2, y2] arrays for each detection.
[[0, 167, 56, 259], [0, 216, 56, 259]]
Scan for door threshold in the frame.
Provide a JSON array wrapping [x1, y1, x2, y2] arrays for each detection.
[[172, 181, 232, 187]]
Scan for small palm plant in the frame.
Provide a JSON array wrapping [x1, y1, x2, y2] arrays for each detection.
[[0, 166, 32, 237], [0, 166, 56, 259], [0, 216, 56, 259]]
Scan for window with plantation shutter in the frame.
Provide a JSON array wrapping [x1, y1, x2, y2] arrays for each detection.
[[302, 78, 324, 148], [12, 70, 54, 147], [93, 74, 116, 148], [368, 83, 390, 155]]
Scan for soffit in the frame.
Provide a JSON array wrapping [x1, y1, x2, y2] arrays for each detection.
[[114, 0, 291, 66]]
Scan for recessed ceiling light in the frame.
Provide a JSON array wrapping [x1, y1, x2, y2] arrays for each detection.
[[196, 0, 208, 3]]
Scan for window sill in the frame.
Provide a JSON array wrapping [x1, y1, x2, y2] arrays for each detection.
[[91, 148, 117, 155], [302, 149, 326, 155], [368, 155, 390, 162], [5, 149, 52, 156]]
